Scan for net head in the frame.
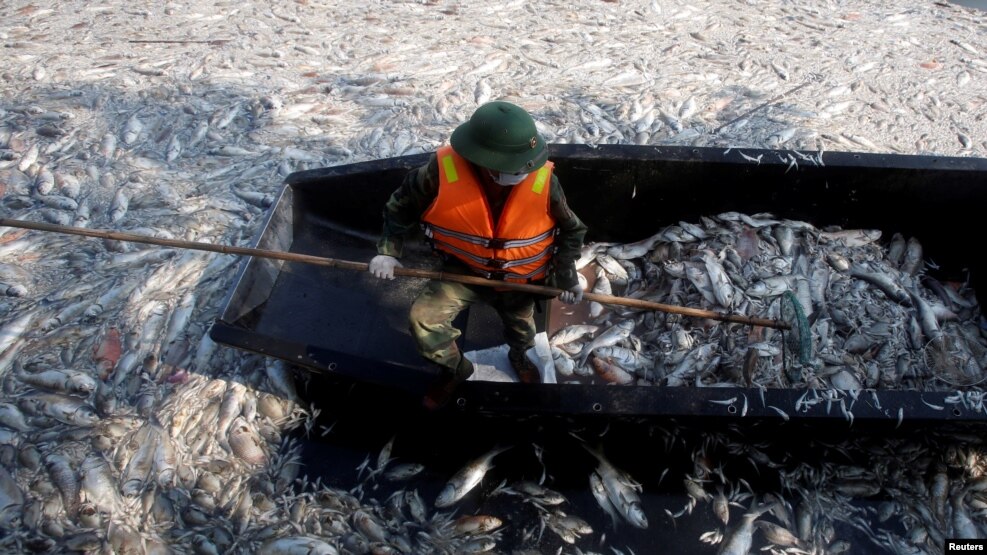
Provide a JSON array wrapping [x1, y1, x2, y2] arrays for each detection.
[[781, 291, 812, 366]]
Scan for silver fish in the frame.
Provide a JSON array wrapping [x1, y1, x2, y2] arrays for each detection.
[[703, 253, 736, 309], [0, 310, 36, 355], [755, 520, 802, 547], [228, 417, 267, 465], [686, 263, 719, 306], [908, 288, 943, 347], [384, 463, 425, 482], [606, 234, 660, 260], [849, 264, 910, 305], [888, 232, 906, 266], [551, 346, 576, 377], [596, 253, 629, 281], [593, 345, 651, 370], [435, 446, 511, 508], [109, 187, 131, 223], [583, 444, 647, 529], [773, 225, 795, 257], [17, 368, 97, 395], [577, 319, 636, 368], [45, 452, 80, 515], [0, 466, 23, 529], [0, 403, 31, 432], [718, 503, 776, 555], [590, 267, 612, 318], [18, 392, 99, 426], [122, 113, 144, 145], [353, 509, 388, 543], [818, 229, 882, 247], [17, 144, 39, 172], [713, 486, 730, 525], [550, 324, 599, 347], [589, 470, 621, 530], [901, 236, 923, 275], [81, 453, 123, 513], [257, 537, 338, 555]]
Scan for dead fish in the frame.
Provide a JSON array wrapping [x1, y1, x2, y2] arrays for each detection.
[[849, 265, 910, 305], [166, 134, 182, 162], [718, 503, 777, 555], [153, 427, 177, 486], [54, 172, 81, 198], [384, 463, 425, 482], [232, 187, 273, 208], [887, 232, 906, 266], [713, 486, 730, 525], [901, 236, 923, 276], [453, 514, 503, 536], [228, 417, 267, 465], [591, 355, 636, 385], [353, 509, 388, 543], [18, 392, 99, 426], [34, 165, 54, 195], [686, 263, 719, 306], [596, 253, 629, 281], [37, 192, 79, 211], [703, 253, 736, 309], [818, 229, 881, 247], [45, 452, 80, 516], [0, 466, 24, 529], [908, 288, 943, 348], [122, 425, 162, 495], [755, 520, 802, 547], [0, 310, 36, 355], [122, 113, 144, 145], [551, 346, 576, 377], [0, 403, 31, 432], [830, 369, 863, 390], [435, 446, 511, 508], [546, 510, 594, 543], [17, 144, 39, 172], [257, 537, 338, 555], [577, 319, 635, 368], [583, 444, 647, 529], [81, 453, 123, 513], [589, 470, 621, 530], [590, 267, 612, 318], [17, 368, 97, 395], [99, 133, 117, 158], [549, 324, 599, 347], [109, 187, 131, 223], [773, 225, 795, 257]]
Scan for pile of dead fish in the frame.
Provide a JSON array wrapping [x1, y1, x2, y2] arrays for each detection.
[[550, 213, 986, 396], [0, 349, 526, 554], [0, 0, 986, 553]]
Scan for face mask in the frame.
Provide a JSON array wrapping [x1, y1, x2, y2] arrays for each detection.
[[488, 169, 529, 186]]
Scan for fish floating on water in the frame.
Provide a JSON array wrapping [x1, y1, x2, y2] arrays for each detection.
[[0, 1, 985, 553]]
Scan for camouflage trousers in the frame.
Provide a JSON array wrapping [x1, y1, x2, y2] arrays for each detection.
[[409, 279, 537, 374]]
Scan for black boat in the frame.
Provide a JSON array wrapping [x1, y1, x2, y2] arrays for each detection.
[[211, 144, 987, 429]]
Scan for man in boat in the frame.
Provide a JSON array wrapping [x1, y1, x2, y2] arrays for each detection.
[[369, 101, 588, 410]]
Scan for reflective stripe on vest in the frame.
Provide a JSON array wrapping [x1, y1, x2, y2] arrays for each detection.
[[422, 145, 556, 282]]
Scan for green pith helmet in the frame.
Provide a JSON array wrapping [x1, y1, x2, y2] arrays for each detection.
[[450, 101, 548, 173]]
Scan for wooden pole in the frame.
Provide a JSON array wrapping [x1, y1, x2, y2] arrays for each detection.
[[0, 218, 790, 330]]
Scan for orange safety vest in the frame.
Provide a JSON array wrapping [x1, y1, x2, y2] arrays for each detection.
[[422, 145, 557, 282]]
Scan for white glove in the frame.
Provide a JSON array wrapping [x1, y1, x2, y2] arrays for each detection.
[[369, 255, 402, 280], [558, 283, 585, 304]]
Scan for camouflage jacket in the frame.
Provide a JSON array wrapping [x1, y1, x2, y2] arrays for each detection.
[[377, 153, 588, 290]]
